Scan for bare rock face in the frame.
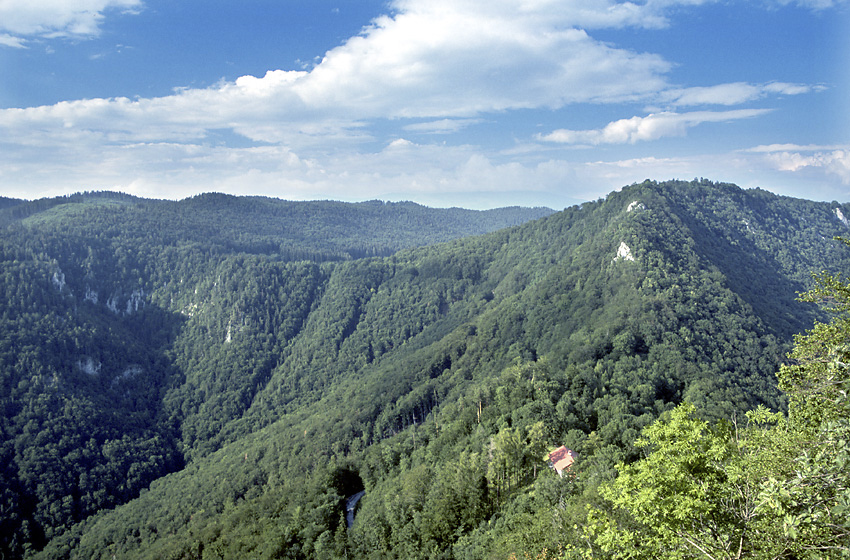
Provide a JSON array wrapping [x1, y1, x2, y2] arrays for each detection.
[[51, 268, 67, 293], [836, 207, 850, 228], [105, 288, 147, 315], [85, 286, 99, 304], [77, 357, 101, 376], [614, 241, 635, 262]]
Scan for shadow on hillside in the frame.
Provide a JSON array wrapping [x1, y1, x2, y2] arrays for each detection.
[[677, 212, 817, 340]]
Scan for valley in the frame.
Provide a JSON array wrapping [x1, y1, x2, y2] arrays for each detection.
[[1, 179, 848, 559]]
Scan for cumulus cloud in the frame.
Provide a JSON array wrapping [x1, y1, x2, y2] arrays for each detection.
[[290, 0, 672, 118], [0, 0, 142, 43], [0, 0, 677, 147], [8, 1, 815, 151], [745, 144, 850, 184], [0, 71, 329, 146], [538, 109, 770, 145]]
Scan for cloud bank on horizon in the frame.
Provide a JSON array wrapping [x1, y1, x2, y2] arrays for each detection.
[[1, 0, 848, 208]]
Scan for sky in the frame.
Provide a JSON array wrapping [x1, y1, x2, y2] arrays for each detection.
[[0, 0, 848, 209]]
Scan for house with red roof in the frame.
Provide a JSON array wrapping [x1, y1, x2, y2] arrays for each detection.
[[548, 446, 578, 477]]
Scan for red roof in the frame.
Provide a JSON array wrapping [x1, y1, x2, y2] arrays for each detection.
[[548, 446, 577, 474]]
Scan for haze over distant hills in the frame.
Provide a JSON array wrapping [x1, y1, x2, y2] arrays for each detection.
[[0, 192, 554, 258], [1, 180, 848, 559]]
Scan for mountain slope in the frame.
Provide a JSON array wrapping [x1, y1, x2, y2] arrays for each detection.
[[2, 180, 849, 559], [0, 193, 552, 558]]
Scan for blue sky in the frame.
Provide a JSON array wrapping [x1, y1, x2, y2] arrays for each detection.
[[1, 0, 847, 209]]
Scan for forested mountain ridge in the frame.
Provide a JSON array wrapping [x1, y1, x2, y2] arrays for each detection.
[[0, 192, 551, 556], [0, 197, 24, 211], [0, 191, 554, 260], [1, 180, 849, 559]]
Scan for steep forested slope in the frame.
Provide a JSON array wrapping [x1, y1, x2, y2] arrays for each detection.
[[0, 193, 550, 558], [574, 245, 850, 560], [1, 181, 848, 559]]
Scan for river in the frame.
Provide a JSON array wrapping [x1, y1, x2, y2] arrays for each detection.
[[345, 490, 365, 528]]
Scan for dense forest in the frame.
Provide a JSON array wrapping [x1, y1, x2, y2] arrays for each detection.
[[1, 180, 848, 559]]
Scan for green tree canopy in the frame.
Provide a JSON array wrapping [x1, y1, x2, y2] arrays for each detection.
[[576, 239, 850, 560]]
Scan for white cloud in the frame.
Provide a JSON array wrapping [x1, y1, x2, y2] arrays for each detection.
[[403, 119, 484, 134], [745, 143, 850, 153], [762, 82, 823, 95], [1, 131, 847, 208], [0, 136, 567, 207], [538, 109, 770, 145], [0, 0, 843, 207], [0, 33, 27, 48], [0, 0, 142, 42], [13, 1, 820, 152], [0, 0, 676, 147], [571, 148, 850, 203], [390, 0, 677, 32], [668, 83, 765, 106], [745, 144, 850, 185], [770, 0, 849, 9], [660, 82, 819, 106], [290, 0, 672, 118], [386, 138, 415, 150]]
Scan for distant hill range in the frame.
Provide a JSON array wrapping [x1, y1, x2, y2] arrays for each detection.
[[1, 180, 848, 559], [0, 191, 554, 260]]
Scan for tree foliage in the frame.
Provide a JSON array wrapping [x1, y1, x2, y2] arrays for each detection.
[[1, 181, 849, 559], [576, 238, 850, 560]]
